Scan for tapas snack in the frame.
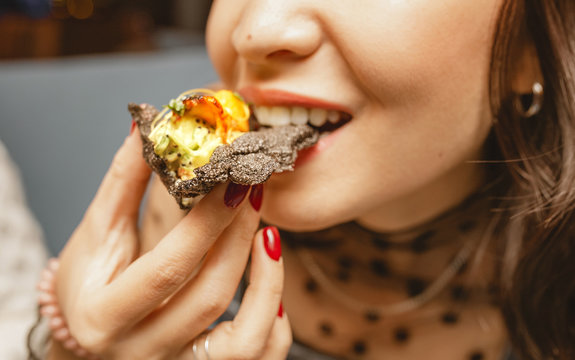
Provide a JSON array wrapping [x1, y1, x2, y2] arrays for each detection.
[[129, 89, 319, 208]]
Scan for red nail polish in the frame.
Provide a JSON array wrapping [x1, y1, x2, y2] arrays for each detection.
[[278, 302, 284, 318], [263, 226, 281, 261], [224, 183, 250, 208], [249, 184, 263, 211], [130, 120, 137, 134]]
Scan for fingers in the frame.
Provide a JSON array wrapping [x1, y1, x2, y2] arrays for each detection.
[[259, 312, 293, 360], [179, 314, 292, 360], [129, 198, 261, 347], [233, 226, 284, 336], [95, 184, 252, 332], [205, 226, 286, 359], [139, 176, 188, 254], [90, 124, 151, 223]]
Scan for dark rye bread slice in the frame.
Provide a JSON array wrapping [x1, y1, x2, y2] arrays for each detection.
[[128, 103, 319, 209]]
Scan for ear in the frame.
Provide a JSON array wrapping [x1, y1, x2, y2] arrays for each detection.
[[510, 27, 543, 94]]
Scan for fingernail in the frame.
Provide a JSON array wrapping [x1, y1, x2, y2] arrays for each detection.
[[38, 292, 56, 305], [40, 305, 59, 316], [37, 280, 52, 292], [130, 119, 137, 134], [47, 258, 59, 271], [263, 226, 281, 261], [224, 183, 250, 208], [49, 316, 65, 329], [249, 184, 264, 211], [278, 302, 284, 318], [53, 327, 70, 341]]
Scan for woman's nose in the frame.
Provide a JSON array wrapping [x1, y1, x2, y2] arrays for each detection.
[[231, 1, 322, 63]]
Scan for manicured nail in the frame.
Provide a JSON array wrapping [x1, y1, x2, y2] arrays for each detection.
[[224, 183, 250, 208], [249, 184, 264, 211], [53, 327, 70, 341], [38, 292, 56, 305], [47, 258, 59, 271], [278, 302, 284, 318], [130, 119, 137, 134], [40, 305, 59, 316], [37, 280, 52, 292], [263, 226, 281, 261], [49, 316, 65, 329]]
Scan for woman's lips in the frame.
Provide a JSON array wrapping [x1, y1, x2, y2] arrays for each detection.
[[238, 87, 353, 114], [294, 124, 345, 168], [238, 87, 353, 169]]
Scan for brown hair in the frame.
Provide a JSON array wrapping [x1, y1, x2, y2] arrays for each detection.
[[489, 0, 575, 358]]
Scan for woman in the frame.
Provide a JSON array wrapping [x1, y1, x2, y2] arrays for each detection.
[[36, 0, 575, 359]]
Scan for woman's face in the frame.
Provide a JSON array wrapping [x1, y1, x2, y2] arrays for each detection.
[[206, 0, 502, 231]]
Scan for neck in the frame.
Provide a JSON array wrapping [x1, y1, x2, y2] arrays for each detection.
[[356, 162, 486, 233]]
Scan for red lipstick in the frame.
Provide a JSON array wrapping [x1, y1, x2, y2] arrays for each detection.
[[238, 87, 352, 170], [239, 87, 352, 113]]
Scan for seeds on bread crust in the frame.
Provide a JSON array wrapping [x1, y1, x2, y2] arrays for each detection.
[[128, 96, 318, 209]]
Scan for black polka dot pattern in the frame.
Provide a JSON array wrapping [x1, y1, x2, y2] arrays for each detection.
[[370, 258, 390, 277], [372, 235, 392, 250], [451, 285, 470, 301], [266, 188, 500, 360], [319, 322, 334, 336], [305, 278, 318, 293], [406, 277, 426, 297], [275, 190, 495, 359], [352, 340, 367, 355], [393, 327, 410, 344], [441, 311, 459, 325], [469, 351, 485, 360], [337, 256, 354, 269], [364, 311, 380, 323], [410, 230, 435, 253]]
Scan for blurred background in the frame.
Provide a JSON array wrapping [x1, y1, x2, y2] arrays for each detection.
[[0, 0, 217, 254], [0, 0, 213, 58]]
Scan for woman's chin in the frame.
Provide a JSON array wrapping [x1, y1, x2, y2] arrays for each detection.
[[261, 207, 335, 232], [259, 162, 373, 231], [259, 187, 352, 232]]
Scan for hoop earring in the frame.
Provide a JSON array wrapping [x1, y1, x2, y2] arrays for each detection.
[[515, 82, 543, 118]]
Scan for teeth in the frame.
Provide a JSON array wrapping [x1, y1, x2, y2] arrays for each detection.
[[269, 106, 291, 126], [253, 105, 347, 129], [291, 107, 308, 125], [327, 110, 339, 123], [254, 106, 271, 126], [309, 108, 328, 127]]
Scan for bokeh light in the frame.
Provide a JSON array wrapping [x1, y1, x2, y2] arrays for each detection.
[[66, 0, 94, 19], [0, 0, 212, 59], [50, 0, 94, 20]]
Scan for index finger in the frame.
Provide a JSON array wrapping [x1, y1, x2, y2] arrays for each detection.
[[89, 122, 151, 223], [96, 183, 252, 331]]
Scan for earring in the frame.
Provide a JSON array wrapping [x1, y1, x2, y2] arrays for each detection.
[[515, 82, 543, 118]]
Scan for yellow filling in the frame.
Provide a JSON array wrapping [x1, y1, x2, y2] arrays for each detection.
[[149, 89, 250, 180]]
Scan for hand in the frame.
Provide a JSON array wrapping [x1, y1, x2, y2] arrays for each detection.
[[52, 126, 291, 359], [178, 226, 291, 360]]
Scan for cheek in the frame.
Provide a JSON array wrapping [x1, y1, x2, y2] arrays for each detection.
[[338, 0, 501, 110], [341, 0, 499, 173]]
